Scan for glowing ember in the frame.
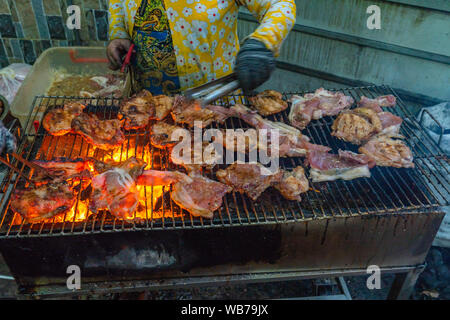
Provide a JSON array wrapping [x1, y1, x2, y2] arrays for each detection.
[[12, 137, 179, 225]]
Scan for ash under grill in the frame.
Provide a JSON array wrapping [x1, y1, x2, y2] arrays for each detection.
[[0, 85, 448, 238]]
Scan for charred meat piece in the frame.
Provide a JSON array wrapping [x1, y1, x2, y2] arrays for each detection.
[[273, 166, 309, 201], [43, 102, 85, 136], [359, 134, 414, 168], [216, 162, 283, 200], [150, 121, 184, 149], [71, 113, 125, 150], [119, 90, 174, 130], [89, 157, 147, 220], [307, 150, 375, 182], [230, 104, 331, 157], [119, 90, 155, 130], [289, 88, 354, 129], [10, 182, 76, 223], [32, 157, 91, 184], [153, 94, 174, 120], [248, 90, 288, 116], [171, 172, 232, 219], [357, 95, 396, 112], [171, 96, 235, 128]]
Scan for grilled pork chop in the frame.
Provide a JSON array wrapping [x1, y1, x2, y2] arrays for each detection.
[[10, 182, 76, 222], [289, 88, 354, 129], [359, 134, 414, 168], [43, 102, 85, 136], [71, 113, 125, 150], [89, 157, 146, 220], [306, 150, 375, 182], [249, 90, 288, 116]]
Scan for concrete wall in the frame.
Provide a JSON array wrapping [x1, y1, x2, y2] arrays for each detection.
[[238, 0, 450, 101]]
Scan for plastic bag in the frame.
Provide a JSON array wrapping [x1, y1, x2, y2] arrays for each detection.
[[0, 63, 32, 104]]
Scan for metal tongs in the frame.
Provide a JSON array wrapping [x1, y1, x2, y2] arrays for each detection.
[[0, 153, 52, 186], [183, 72, 240, 107]]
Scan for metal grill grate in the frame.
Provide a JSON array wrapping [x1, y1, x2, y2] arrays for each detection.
[[0, 85, 448, 238]]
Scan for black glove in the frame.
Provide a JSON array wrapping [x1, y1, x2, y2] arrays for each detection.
[[235, 39, 276, 93], [0, 121, 16, 154]]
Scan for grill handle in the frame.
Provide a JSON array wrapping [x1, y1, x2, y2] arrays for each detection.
[[419, 109, 444, 147]]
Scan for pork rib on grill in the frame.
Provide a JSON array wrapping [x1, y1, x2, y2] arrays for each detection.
[[248, 90, 288, 116], [289, 88, 354, 130]]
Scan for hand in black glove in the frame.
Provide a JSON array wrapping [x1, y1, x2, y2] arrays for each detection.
[[235, 39, 276, 94], [0, 121, 16, 155]]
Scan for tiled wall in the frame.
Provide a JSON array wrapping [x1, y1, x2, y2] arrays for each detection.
[[0, 0, 109, 67]]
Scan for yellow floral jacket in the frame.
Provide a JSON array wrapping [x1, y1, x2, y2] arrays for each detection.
[[109, 0, 296, 90]]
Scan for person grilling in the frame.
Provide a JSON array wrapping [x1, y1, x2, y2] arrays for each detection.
[[107, 0, 296, 96]]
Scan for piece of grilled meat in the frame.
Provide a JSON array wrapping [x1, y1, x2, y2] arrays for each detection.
[[359, 134, 414, 168], [331, 95, 402, 145], [171, 172, 232, 219], [10, 182, 76, 223], [119, 90, 155, 130], [289, 88, 354, 129], [357, 95, 396, 112], [71, 113, 125, 150], [32, 157, 91, 185], [216, 162, 283, 201], [119, 90, 174, 130], [273, 166, 309, 201], [306, 150, 375, 182], [171, 96, 236, 128], [43, 102, 85, 136], [249, 90, 288, 116], [89, 157, 146, 220], [150, 121, 184, 149]]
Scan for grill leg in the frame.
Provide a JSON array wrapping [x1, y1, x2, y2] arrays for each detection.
[[387, 264, 425, 300]]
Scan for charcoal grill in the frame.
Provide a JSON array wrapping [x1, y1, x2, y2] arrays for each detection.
[[0, 85, 448, 299]]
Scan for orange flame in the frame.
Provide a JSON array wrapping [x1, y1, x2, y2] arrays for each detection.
[[13, 139, 180, 225]]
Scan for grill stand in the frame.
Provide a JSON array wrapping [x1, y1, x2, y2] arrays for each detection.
[[0, 213, 443, 300]]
